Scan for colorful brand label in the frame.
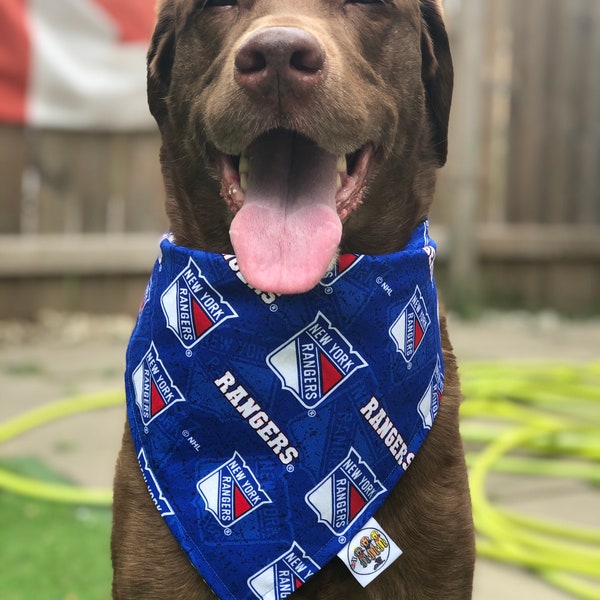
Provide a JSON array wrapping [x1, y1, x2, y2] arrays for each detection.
[[337, 517, 403, 587]]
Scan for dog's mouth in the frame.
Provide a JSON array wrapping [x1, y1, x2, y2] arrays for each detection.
[[217, 129, 375, 294]]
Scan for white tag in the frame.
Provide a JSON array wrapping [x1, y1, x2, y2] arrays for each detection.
[[337, 517, 403, 587]]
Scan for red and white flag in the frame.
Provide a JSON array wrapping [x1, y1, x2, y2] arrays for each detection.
[[0, 0, 156, 130]]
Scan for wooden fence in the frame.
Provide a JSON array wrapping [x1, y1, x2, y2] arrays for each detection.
[[0, 0, 599, 318], [436, 0, 600, 313]]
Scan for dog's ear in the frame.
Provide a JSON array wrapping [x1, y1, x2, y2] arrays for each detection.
[[420, 0, 453, 166], [147, 0, 177, 122]]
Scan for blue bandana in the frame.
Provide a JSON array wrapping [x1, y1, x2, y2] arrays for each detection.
[[125, 221, 444, 600]]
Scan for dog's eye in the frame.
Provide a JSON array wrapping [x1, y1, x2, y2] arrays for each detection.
[[203, 0, 237, 6]]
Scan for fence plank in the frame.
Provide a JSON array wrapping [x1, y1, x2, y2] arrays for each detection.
[[444, 0, 487, 308], [507, 0, 549, 223], [576, 0, 600, 224], [543, 0, 581, 224], [480, 0, 512, 224], [0, 233, 159, 276], [122, 132, 166, 232], [3, 226, 599, 278], [0, 125, 27, 233]]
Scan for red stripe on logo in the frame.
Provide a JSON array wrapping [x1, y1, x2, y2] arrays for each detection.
[[234, 485, 252, 519], [337, 254, 357, 274], [150, 380, 166, 417], [349, 485, 367, 521], [414, 319, 425, 349], [192, 299, 213, 338], [319, 353, 344, 395]]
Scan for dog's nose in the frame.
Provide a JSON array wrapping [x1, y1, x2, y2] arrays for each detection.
[[234, 27, 326, 98]]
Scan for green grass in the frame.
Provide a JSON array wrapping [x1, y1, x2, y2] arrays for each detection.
[[3, 361, 45, 377], [0, 458, 112, 600]]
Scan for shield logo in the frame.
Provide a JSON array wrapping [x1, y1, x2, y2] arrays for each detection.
[[247, 542, 319, 600], [161, 258, 238, 349], [131, 342, 185, 426], [267, 312, 367, 410], [305, 448, 386, 535], [137, 448, 174, 517], [389, 286, 431, 363], [417, 355, 444, 429], [197, 452, 271, 529], [319, 254, 363, 287], [138, 273, 153, 315]]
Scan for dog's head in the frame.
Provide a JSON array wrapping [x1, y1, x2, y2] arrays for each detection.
[[148, 0, 452, 294]]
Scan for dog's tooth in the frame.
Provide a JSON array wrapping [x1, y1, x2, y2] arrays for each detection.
[[240, 172, 248, 192], [336, 173, 342, 190], [337, 155, 347, 173], [239, 155, 249, 175]]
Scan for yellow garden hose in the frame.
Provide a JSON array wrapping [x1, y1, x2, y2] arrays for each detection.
[[461, 361, 600, 600], [0, 390, 122, 505], [0, 363, 599, 598]]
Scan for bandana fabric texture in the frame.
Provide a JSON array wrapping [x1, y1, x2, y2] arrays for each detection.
[[125, 221, 444, 600]]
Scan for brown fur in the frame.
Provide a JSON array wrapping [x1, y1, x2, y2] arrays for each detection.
[[112, 1, 475, 598]]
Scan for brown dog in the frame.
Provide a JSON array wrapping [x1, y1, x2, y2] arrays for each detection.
[[112, 0, 475, 598]]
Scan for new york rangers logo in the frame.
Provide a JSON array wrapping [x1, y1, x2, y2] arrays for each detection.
[[267, 312, 367, 410], [138, 274, 153, 315], [137, 448, 174, 517], [418, 355, 444, 429], [131, 343, 185, 426], [320, 254, 363, 287], [197, 452, 271, 529], [248, 542, 319, 600], [389, 286, 431, 363], [161, 258, 237, 349], [305, 448, 386, 535]]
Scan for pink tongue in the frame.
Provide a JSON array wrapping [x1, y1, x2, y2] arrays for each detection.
[[230, 131, 341, 295]]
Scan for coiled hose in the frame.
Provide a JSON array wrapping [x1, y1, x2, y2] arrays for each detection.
[[0, 363, 598, 598], [461, 361, 600, 599]]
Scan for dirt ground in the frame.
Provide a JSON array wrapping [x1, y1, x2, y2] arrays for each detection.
[[0, 309, 599, 599]]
